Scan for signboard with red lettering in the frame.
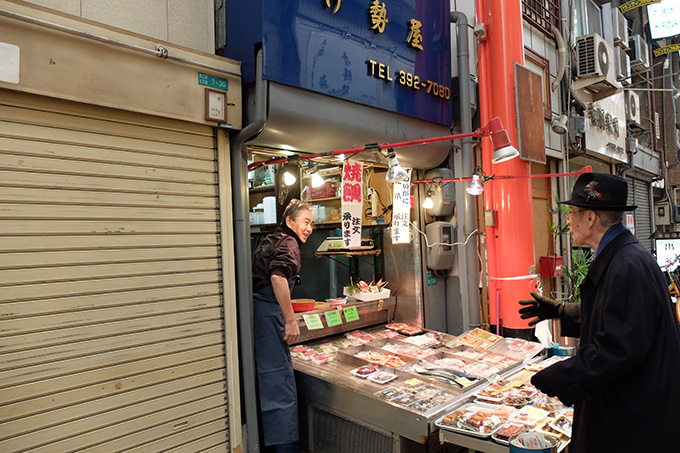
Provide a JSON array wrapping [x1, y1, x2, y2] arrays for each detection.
[[341, 161, 363, 248]]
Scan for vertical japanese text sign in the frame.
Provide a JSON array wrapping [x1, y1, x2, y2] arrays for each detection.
[[391, 168, 412, 244], [341, 161, 363, 248]]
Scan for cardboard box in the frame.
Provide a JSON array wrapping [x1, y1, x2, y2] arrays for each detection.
[[309, 181, 337, 199]]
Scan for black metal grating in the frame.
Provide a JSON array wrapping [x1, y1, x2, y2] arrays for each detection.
[[304, 407, 393, 453], [522, 0, 561, 38], [576, 36, 596, 77]]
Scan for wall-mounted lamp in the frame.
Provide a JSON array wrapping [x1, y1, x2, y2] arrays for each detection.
[[484, 117, 520, 164], [551, 114, 569, 135], [385, 148, 409, 183]]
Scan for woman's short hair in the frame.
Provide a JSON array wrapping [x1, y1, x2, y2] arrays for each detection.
[[281, 199, 313, 224]]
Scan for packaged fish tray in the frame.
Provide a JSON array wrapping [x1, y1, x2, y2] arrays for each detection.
[[491, 421, 526, 445], [435, 401, 507, 438]]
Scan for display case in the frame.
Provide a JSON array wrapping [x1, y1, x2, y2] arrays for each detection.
[[291, 311, 572, 453]]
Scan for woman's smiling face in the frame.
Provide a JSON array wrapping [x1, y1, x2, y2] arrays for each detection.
[[286, 208, 314, 243]]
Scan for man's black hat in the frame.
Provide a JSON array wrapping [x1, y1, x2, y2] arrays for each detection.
[[560, 172, 637, 211]]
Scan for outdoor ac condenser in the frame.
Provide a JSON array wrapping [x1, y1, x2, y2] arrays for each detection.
[[629, 35, 650, 72], [625, 90, 642, 129], [573, 33, 618, 95], [611, 7, 629, 50], [615, 46, 631, 86]]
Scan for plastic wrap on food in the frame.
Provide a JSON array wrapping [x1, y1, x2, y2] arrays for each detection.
[[438, 404, 505, 436], [492, 421, 526, 444], [311, 353, 334, 364], [368, 371, 397, 385], [350, 365, 379, 378], [453, 328, 503, 349], [376, 329, 400, 339], [290, 345, 307, 358]]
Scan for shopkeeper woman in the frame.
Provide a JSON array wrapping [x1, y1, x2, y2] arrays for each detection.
[[251, 199, 314, 453]]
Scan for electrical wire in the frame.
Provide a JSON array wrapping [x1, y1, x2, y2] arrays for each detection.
[[409, 222, 479, 249]]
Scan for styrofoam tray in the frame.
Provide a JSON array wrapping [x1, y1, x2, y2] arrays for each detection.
[[434, 402, 506, 438]]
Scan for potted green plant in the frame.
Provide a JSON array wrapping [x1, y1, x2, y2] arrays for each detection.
[[546, 201, 592, 303]]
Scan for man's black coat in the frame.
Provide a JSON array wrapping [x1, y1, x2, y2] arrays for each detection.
[[532, 229, 680, 452]]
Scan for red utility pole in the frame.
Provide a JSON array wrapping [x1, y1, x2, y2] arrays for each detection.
[[475, 0, 536, 334]]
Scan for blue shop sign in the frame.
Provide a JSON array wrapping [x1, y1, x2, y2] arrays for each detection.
[[261, 0, 451, 126]]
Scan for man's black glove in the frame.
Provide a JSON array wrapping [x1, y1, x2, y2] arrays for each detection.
[[518, 292, 565, 326]]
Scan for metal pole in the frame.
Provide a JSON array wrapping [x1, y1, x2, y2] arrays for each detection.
[[229, 50, 267, 452], [450, 11, 481, 329]]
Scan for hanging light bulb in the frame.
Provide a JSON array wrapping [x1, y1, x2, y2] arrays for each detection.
[[305, 161, 326, 188], [311, 172, 325, 188], [385, 148, 408, 183], [283, 171, 297, 186], [422, 187, 435, 209], [466, 174, 484, 196]]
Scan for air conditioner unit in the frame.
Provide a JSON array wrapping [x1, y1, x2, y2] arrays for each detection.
[[612, 8, 629, 50], [675, 205, 680, 223], [625, 90, 642, 129], [676, 128, 680, 149], [615, 46, 631, 86], [574, 34, 619, 94], [629, 35, 650, 72], [657, 201, 671, 226]]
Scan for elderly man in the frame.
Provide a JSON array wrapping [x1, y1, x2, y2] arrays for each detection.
[[519, 172, 680, 452]]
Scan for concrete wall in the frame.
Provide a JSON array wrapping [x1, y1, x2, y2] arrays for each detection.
[[24, 0, 215, 54]]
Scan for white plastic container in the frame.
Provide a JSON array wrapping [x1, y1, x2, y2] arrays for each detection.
[[263, 196, 277, 224]]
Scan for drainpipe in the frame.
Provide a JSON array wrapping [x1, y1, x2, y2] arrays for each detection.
[[450, 11, 481, 329], [229, 49, 267, 453]]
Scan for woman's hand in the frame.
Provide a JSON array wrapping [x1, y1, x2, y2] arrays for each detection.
[[284, 318, 300, 343]]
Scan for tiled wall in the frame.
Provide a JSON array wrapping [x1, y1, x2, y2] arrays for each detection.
[[24, 0, 215, 54]]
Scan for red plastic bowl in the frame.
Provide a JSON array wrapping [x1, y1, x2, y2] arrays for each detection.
[[292, 299, 315, 312]]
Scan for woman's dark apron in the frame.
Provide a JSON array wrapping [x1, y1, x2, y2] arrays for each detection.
[[253, 279, 299, 446]]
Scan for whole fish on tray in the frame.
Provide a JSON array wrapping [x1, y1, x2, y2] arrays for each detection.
[[410, 363, 479, 386]]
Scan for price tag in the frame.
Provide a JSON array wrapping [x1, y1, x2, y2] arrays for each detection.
[[456, 377, 475, 388], [303, 314, 324, 330], [343, 305, 360, 322], [324, 310, 343, 327]]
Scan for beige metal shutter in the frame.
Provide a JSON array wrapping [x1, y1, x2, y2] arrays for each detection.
[[0, 91, 230, 452], [626, 176, 652, 251]]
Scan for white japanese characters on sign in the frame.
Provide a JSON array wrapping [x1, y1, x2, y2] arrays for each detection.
[[341, 161, 363, 248], [391, 168, 412, 244]]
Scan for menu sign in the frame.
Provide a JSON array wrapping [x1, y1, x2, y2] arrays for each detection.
[[341, 161, 363, 248], [391, 168, 412, 244]]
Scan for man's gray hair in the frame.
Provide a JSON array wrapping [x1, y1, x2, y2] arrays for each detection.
[[596, 210, 624, 228]]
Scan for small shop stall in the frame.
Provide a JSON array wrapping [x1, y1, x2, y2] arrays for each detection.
[[290, 298, 571, 453]]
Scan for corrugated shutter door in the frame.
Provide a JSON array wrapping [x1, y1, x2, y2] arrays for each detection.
[[0, 91, 229, 451], [628, 177, 652, 251]]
